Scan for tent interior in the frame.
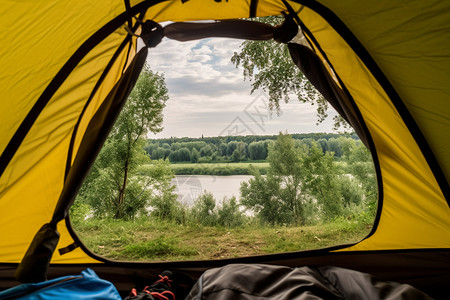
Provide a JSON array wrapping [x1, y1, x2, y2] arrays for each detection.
[[0, 0, 449, 299]]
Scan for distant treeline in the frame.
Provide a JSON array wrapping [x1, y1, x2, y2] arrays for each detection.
[[145, 132, 360, 163]]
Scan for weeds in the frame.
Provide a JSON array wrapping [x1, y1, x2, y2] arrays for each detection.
[[73, 215, 371, 262], [119, 236, 197, 260]]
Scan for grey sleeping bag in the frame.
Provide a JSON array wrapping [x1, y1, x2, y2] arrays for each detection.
[[186, 264, 432, 299]]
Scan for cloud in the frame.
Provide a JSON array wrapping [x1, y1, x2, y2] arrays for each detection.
[[148, 38, 251, 98], [146, 37, 337, 139]]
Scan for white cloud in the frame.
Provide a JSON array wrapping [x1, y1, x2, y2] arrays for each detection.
[[146, 37, 337, 139]]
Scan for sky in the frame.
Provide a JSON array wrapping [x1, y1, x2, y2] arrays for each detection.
[[145, 36, 338, 139]]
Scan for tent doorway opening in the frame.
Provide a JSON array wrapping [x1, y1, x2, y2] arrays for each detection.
[[69, 30, 377, 262]]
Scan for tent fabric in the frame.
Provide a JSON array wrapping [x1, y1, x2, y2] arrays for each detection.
[[14, 47, 150, 283], [289, 3, 450, 251], [0, 0, 140, 264], [286, 42, 369, 148], [0, 0, 449, 294]]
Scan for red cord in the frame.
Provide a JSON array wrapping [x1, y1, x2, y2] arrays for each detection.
[[150, 292, 168, 300], [155, 275, 173, 287], [129, 275, 175, 299]]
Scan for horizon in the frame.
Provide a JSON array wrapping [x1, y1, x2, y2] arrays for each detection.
[[146, 37, 340, 139], [146, 131, 356, 141]]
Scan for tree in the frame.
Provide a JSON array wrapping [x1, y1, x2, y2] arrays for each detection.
[[231, 149, 241, 162], [240, 170, 284, 225], [147, 159, 183, 223], [241, 134, 366, 225], [151, 147, 166, 160], [168, 150, 179, 162], [79, 139, 153, 219], [144, 142, 158, 157], [190, 148, 199, 163], [266, 133, 308, 223], [345, 142, 377, 213], [327, 138, 343, 157], [226, 141, 238, 156], [248, 141, 267, 160], [339, 175, 364, 208], [302, 143, 343, 220], [339, 136, 357, 159], [317, 139, 328, 153], [178, 148, 191, 162], [231, 16, 349, 129], [200, 144, 213, 157], [76, 66, 170, 219], [219, 142, 228, 156], [237, 141, 248, 160], [241, 133, 309, 225]]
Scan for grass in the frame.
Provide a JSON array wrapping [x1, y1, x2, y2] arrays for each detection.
[[140, 161, 350, 176], [141, 162, 270, 176], [73, 217, 372, 262], [169, 162, 269, 169]]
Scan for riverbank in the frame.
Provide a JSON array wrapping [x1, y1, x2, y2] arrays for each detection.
[[141, 161, 349, 176], [142, 162, 269, 176]]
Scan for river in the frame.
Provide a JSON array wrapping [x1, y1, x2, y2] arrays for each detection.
[[171, 175, 253, 206]]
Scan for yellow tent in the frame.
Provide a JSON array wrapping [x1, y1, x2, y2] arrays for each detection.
[[0, 0, 449, 297]]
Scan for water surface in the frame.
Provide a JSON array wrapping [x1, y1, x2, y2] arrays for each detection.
[[172, 175, 253, 206]]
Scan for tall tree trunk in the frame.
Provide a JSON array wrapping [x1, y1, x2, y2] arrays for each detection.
[[115, 158, 129, 219]]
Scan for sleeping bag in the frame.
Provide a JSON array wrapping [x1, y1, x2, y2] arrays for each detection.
[[186, 264, 432, 300]]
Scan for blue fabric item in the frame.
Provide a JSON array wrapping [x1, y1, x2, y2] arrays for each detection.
[[0, 268, 121, 299]]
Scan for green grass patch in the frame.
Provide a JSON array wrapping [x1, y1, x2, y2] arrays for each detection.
[[73, 217, 371, 262], [117, 235, 198, 261], [168, 162, 269, 175], [139, 162, 269, 176]]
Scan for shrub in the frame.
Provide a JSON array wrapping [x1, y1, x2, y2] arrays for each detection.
[[189, 191, 218, 226], [217, 197, 245, 227]]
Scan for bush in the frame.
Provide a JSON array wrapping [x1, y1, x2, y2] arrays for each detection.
[[189, 191, 218, 226], [217, 197, 245, 227], [149, 188, 185, 224], [70, 202, 92, 225], [339, 175, 364, 207]]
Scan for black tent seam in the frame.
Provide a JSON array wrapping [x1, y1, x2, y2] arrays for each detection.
[[62, 12, 148, 258], [65, 217, 110, 263], [301, 28, 383, 243], [0, 0, 167, 179], [1, 248, 449, 277], [122, 40, 133, 75], [249, 0, 259, 18], [65, 35, 132, 179], [282, 0, 383, 243], [120, 11, 146, 75], [56, 47, 149, 261], [65, 10, 146, 179], [124, 0, 133, 30], [40, 246, 450, 270], [1, 248, 449, 269], [59, 46, 148, 253], [290, 0, 449, 204], [53, 46, 148, 219]]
